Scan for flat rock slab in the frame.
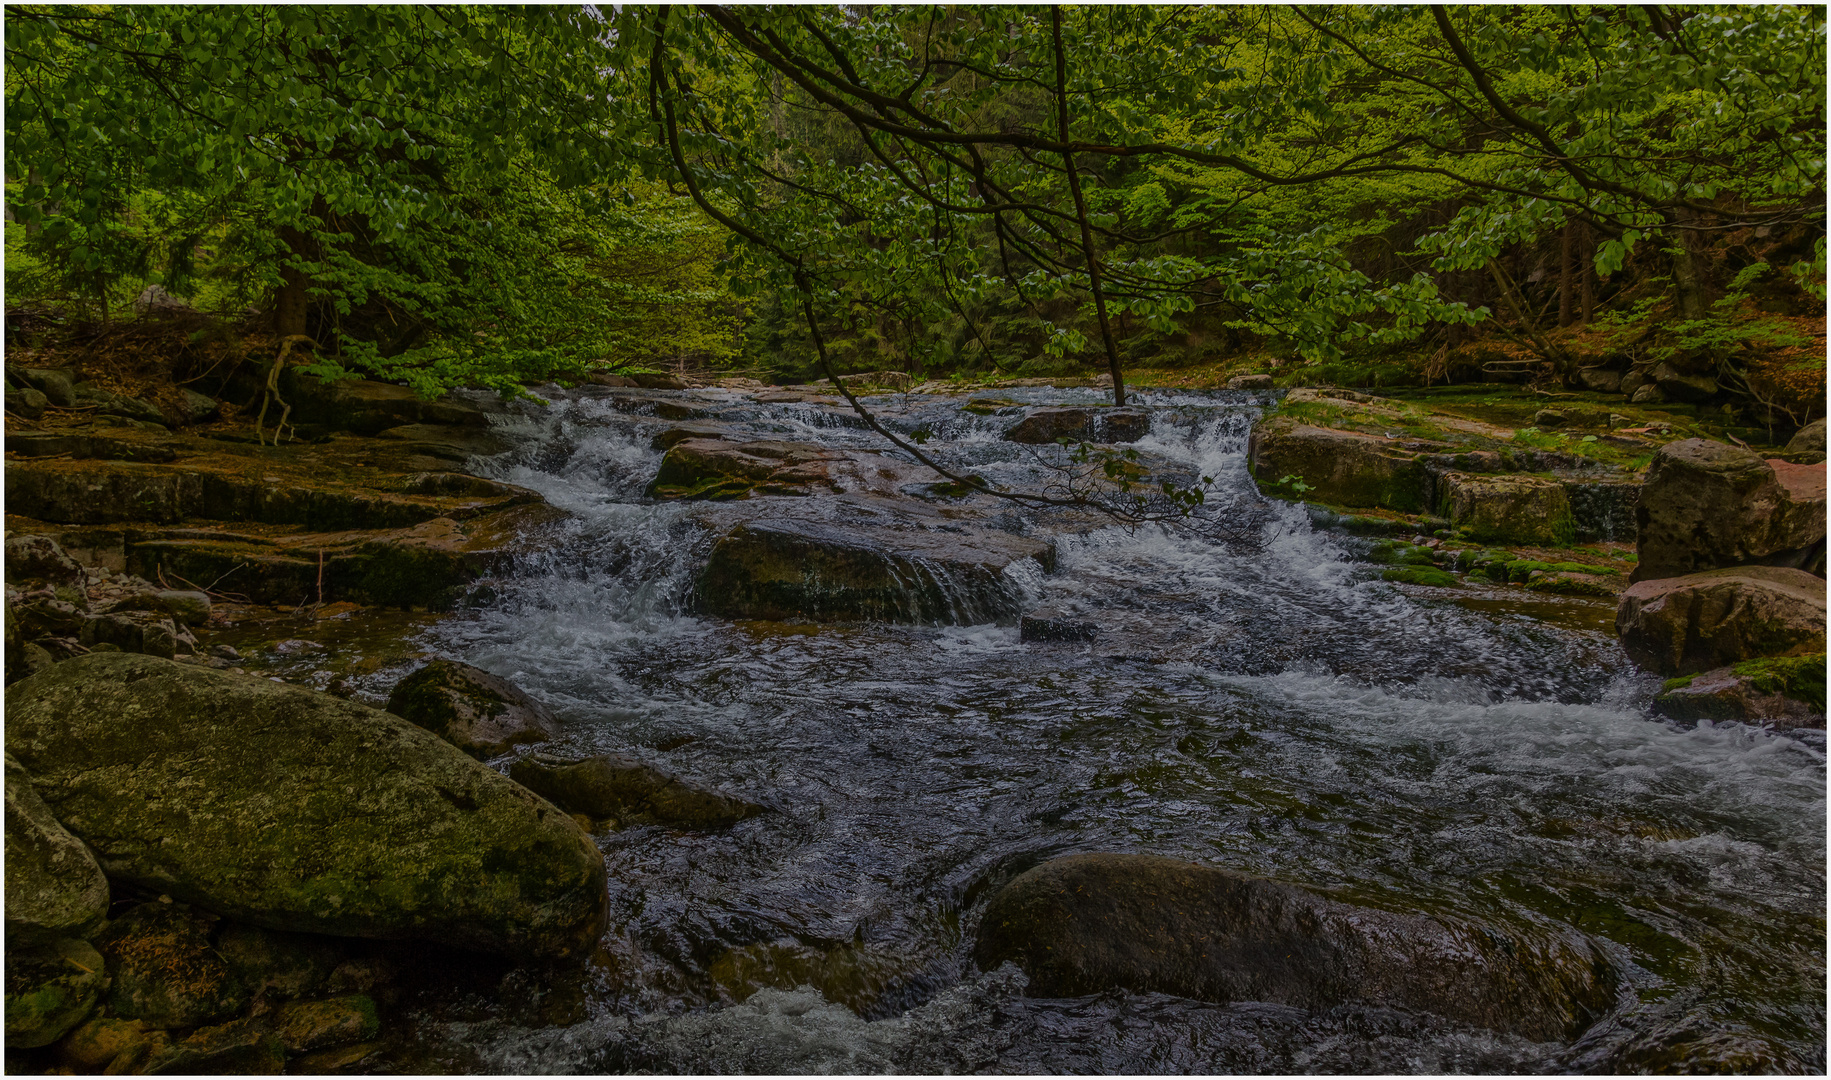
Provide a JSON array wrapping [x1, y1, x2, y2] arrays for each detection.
[[973, 852, 1616, 1042], [509, 753, 764, 829], [696, 518, 1054, 624], [1616, 566, 1827, 675], [5, 654, 606, 959]]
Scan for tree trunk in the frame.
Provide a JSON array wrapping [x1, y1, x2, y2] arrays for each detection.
[[1580, 222, 1595, 326], [274, 197, 327, 339], [1667, 211, 1710, 322], [1558, 223, 1574, 327]]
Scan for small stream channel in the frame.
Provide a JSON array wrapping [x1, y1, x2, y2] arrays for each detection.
[[280, 387, 1824, 1072]]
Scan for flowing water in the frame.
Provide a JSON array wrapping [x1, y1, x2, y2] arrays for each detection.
[[350, 387, 1822, 1073]]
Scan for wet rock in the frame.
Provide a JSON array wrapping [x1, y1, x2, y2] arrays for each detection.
[[5, 653, 608, 959], [104, 589, 211, 627], [1020, 608, 1100, 642], [9, 384, 48, 418], [4, 430, 179, 462], [6, 535, 86, 588], [1439, 472, 1574, 545], [1575, 368, 1622, 394], [144, 1016, 286, 1075], [509, 752, 765, 829], [1524, 570, 1618, 598], [972, 853, 1615, 1042], [216, 923, 345, 1006], [648, 438, 840, 500], [1227, 374, 1275, 390], [1787, 418, 1826, 454], [10, 366, 77, 408], [275, 994, 379, 1053], [386, 659, 555, 758], [631, 373, 691, 390], [651, 420, 738, 451], [284, 372, 488, 435], [1616, 566, 1827, 675], [1003, 407, 1149, 444], [96, 902, 248, 1029], [293, 1040, 385, 1073], [1654, 656, 1826, 729], [1248, 418, 1430, 512], [696, 519, 1054, 624], [1381, 566, 1459, 588], [1633, 439, 1826, 582], [5, 938, 107, 1048], [5, 755, 109, 947], [55, 1016, 162, 1072]]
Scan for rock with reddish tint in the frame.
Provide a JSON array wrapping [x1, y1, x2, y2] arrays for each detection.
[[386, 659, 556, 758], [1632, 439, 1825, 582], [1654, 655, 1826, 729], [1616, 566, 1826, 675]]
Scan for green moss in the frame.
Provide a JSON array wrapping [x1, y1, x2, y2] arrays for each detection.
[[1366, 541, 1438, 566], [1731, 653, 1827, 709], [1382, 567, 1459, 588], [1662, 674, 1697, 693]]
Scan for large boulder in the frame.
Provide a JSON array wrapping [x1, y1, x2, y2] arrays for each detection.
[[386, 659, 556, 759], [5, 654, 607, 959], [973, 853, 1614, 1042], [5, 754, 109, 947], [1616, 567, 1826, 675], [1786, 418, 1826, 454], [1248, 418, 1430, 512], [6, 534, 86, 588], [1632, 439, 1825, 582], [509, 753, 765, 829], [695, 519, 1054, 624], [1003, 407, 1149, 444], [1438, 472, 1574, 545]]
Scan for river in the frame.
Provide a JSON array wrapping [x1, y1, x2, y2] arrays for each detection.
[[350, 385, 1823, 1073]]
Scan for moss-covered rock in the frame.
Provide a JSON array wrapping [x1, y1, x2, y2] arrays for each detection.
[[95, 902, 249, 1029], [386, 659, 555, 759], [1003, 407, 1149, 444], [4, 938, 106, 1049], [972, 853, 1615, 1041], [647, 438, 839, 500], [275, 994, 379, 1053], [5, 535, 86, 588], [1249, 417, 1431, 512], [1381, 566, 1460, 588], [55, 1016, 165, 1072], [1616, 566, 1827, 675], [1654, 655, 1826, 729], [1524, 571, 1618, 598], [1364, 540, 1439, 566], [1438, 472, 1575, 545], [508, 752, 765, 829], [5, 653, 607, 959], [143, 1016, 287, 1075], [4, 754, 109, 948], [216, 922, 345, 1007]]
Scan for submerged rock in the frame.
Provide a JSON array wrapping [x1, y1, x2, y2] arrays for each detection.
[[509, 752, 764, 829], [973, 853, 1615, 1042], [695, 519, 1054, 624], [5, 653, 607, 959], [387, 659, 556, 758], [5, 754, 109, 947], [1616, 566, 1827, 675], [1632, 439, 1825, 582], [5, 937, 107, 1048]]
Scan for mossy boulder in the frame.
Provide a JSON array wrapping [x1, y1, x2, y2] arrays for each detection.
[[972, 853, 1615, 1042], [386, 659, 556, 759], [216, 923, 345, 1007], [647, 438, 839, 500], [1364, 540, 1438, 566], [95, 902, 249, 1029], [5, 938, 107, 1048], [1381, 566, 1460, 588], [1248, 417, 1430, 512], [4, 754, 109, 948], [695, 519, 1055, 624], [1438, 472, 1575, 545], [1616, 566, 1827, 675], [508, 752, 765, 830], [5, 653, 607, 959], [1633, 439, 1825, 582], [5, 534, 86, 588], [1524, 571, 1618, 598], [1655, 654, 1826, 729]]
